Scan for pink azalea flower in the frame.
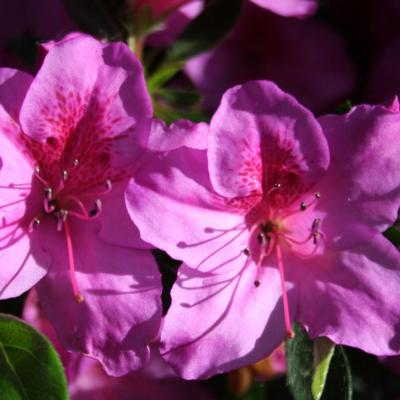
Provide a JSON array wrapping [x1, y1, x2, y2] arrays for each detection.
[[0, 34, 162, 376], [249, 0, 318, 18], [185, 2, 356, 114], [23, 290, 216, 400], [126, 80, 400, 378]]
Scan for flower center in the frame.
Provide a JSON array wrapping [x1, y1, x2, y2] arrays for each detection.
[[27, 158, 115, 304], [244, 183, 323, 338]]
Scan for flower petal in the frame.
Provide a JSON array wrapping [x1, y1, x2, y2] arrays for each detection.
[[249, 0, 318, 18], [209, 81, 330, 198], [19, 35, 102, 142], [0, 68, 33, 120], [318, 102, 400, 249], [161, 263, 292, 379], [20, 35, 152, 168], [296, 234, 400, 355], [98, 180, 152, 250], [0, 103, 49, 299], [126, 146, 248, 269], [34, 220, 162, 376]]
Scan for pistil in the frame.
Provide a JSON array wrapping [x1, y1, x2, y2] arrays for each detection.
[[64, 219, 84, 304]]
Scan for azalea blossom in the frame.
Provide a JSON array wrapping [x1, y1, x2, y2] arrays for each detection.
[[126, 80, 400, 378], [185, 2, 355, 113], [0, 34, 162, 375]]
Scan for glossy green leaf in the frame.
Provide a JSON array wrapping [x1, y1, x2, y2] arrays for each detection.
[[0, 314, 68, 400], [312, 338, 335, 400], [321, 346, 352, 400], [286, 323, 353, 400], [286, 323, 314, 400], [166, 0, 242, 63]]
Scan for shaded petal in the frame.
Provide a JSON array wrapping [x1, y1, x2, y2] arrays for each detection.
[[148, 118, 208, 151], [161, 263, 293, 379], [98, 180, 152, 250], [0, 68, 33, 120], [35, 220, 162, 376], [209, 81, 329, 198], [249, 0, 318, 18], [0, 104, 49, 299], [126, 146, 249, 269], [318, 101, 400, 249], [185, 4, 356, 114], [296, 235, 400, 355]]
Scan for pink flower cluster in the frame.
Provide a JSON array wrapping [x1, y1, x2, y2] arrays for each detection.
[[0, 16, 399, 386]]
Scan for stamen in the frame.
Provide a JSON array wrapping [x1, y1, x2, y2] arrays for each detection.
[[312, 218, 321, 245], [29, 217, 41, 232], [275, 242, 294, 339], [88, 199, 102, 217], [44, 196, 56, 214], [243, 248, 250, 256], [62, 170, 68, 181], [265, 182, 282, 197], [314, 192, 321, 199], [34, 165, 48, 185], [81, 179, 113, 198], [64, 219, 84, 304], [56, 209, 68, 231], [72, 159, 79, 168], [44, 187, 52, 200], [300, 201, 307, 211]]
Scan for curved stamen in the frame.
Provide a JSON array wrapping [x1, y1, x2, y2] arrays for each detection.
[[29, 217, 41, 232], [81, 179, 113, 198], [64, 219, 84, 304]]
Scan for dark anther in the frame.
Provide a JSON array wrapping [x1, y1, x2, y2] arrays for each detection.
[[72, 159, 79, 168], [89, 199, 102, 217], [243, 248, 250, 256], [29, 218, 41, 232], [314, 192, 321, 199], [300, 201, 307, 211], [254, 280, 261, 287], [62, 170, 68, 181], [273, 183, 281, 189], [44, 187, 52, 200]]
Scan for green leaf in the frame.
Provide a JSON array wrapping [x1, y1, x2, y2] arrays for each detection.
[[321, 346, 352, 400], [312, 338, 335, 400], [166, 0, 243, 63], [286, 324, 353, 400], [286, 323, 314, 400], [147, 62, 185, 93], [383, 226, 400, 247], [0, 314, 68, 400], [156, 88, 201, 108], [335, 100, 352, 115]]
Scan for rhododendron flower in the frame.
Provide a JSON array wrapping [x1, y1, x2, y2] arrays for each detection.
[[126, 81, 400, 378], [249, 0, 318, 18], [185, 2, 355, 113], [0, 34, 162, 375]]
